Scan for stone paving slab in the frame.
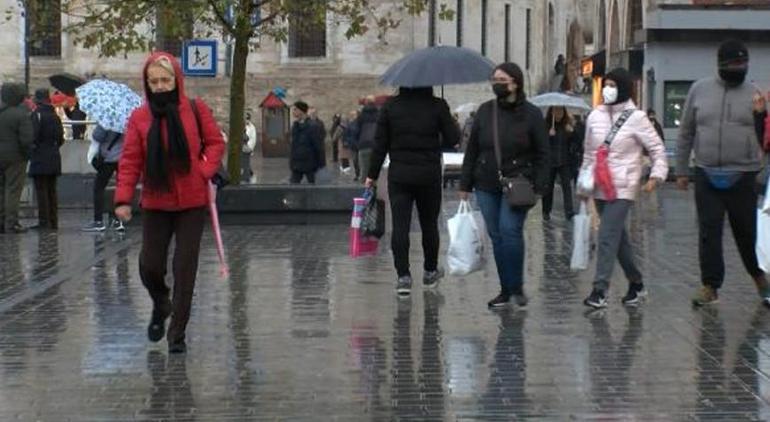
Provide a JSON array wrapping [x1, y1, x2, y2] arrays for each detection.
[[1, 186, 770, 421]]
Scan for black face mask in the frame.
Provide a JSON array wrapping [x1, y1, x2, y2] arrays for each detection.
[[719, 68, 747, 87], [149, 89, 179, 108], [492, 83, 512, 98]]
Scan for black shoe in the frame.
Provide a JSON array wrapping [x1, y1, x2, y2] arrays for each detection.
[[584, 289, 607, 309], [147, 300, 172, 342], [423, 268, 444, 288], [488, 293, 511, 308], [168, 340, 187, 354], [621, 283, 648, 306], [543, 214, 551, 222]]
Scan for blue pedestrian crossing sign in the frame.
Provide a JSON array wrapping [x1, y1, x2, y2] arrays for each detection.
[[182, 40, 218, 77]]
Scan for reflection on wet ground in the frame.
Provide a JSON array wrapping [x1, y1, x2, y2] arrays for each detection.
[[1, 187, 769, 420]]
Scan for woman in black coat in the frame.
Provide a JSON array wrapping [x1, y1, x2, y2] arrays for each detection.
[[366, 87, 460, 296], [459, 62, 549, 308], [28, 88, 65, 229], [542, 106, 577, 221]]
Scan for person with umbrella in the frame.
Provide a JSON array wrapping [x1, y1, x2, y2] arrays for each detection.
[[542, 106, 577, 221], [114, 52, 225, 354], [459, 62, 550, 308], [365, 87, 460, 296]]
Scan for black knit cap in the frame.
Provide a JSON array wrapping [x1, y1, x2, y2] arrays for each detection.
[[293, 101, 309, 113], [718, 39, 748, 66], [494, 62, 526, 100], [34, 88, 50, 104], [604, 67, 633, 105]]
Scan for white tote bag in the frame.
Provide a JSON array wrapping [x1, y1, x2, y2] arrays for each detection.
[[570, 201, 591, 271], [758, 208, 770, 273], [447, 200, 484, 276], [762, 174, 770, 214]]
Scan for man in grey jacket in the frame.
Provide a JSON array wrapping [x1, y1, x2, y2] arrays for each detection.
[[0, 83, 33, 234], [676, 39, 768, 307]]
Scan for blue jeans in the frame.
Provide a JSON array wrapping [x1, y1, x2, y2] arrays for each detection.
[[475, 190, 528, 294]]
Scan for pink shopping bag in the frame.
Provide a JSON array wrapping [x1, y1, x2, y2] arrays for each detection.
[[350, 197, 379, 258]]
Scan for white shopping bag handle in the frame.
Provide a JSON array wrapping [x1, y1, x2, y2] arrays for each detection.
[[457, 200, 471, 214]]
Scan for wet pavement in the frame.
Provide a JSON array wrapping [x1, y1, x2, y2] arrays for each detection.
[[1, 186, 770, 421]]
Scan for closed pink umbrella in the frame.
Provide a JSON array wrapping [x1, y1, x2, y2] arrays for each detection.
[[208, 181, 229, 278]]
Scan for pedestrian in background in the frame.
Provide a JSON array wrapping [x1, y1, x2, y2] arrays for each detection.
[[676, 39, 769, 307], [542, 106, 576, 221], [244, 112, 257, 183], [356, 96, 379, 183], [459, 62, 549, 308], [569, 114, 586, 183], [581, 67, 668, 310], [344, 109, 360, 179], [28, 88, 65, 230], [330, 113, 341, 164], [114, 52, 226, 353], [289, 101, 323, 184], [366, 87, 459, 296], [0, 82, 33, 234], [83, 125, 124, 232]]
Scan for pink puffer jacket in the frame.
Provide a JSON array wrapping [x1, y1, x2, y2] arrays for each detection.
[[581, 100, 668, 201]]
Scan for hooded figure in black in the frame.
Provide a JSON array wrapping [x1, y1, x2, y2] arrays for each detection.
[[29, 88, 65, 229], [0, 83, 34, 233]]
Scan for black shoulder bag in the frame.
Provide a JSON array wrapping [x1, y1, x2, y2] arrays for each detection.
[[190, 99, 230, 190], [492, 103, 537, 209]]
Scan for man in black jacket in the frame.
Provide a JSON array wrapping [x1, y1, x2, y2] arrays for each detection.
[[0, 83, 34, 233], [366, 87, 460, 295], [289, 101, 323, 184], [28, 88, 65, 230], [356, 96, 379, 184]]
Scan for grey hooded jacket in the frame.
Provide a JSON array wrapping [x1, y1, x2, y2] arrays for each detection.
[[0, 83, 33, 164], [676, 77, 765, 175]]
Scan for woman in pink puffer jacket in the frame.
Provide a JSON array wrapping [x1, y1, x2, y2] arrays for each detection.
[[580, 68, 669, 310]]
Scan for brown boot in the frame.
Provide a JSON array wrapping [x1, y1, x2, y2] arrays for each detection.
[[692, 285, 718, 307]]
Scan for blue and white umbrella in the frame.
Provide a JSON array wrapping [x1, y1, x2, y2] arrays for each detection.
[[75, 79, 143, 133], [529, 92, 592, 112]]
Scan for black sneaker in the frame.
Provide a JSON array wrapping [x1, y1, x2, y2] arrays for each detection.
[[543, 214, 551, 222], [621, 283, 648, 306], [584, 289, 607, 309], [423, 268, 444, 288], [488, 293, 511, 308], [396, 276, 413, 296], [111, 219, 126, 232], [147, 300, 172, 342]]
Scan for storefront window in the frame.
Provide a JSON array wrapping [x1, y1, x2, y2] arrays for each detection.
[[664, 81, 693, 128]]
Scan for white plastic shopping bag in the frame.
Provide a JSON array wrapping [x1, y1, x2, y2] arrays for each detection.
[[757, 208, 770, 273], [86, 139, 99, 166], [447, 200, 484, 276], [576, 164, 595, 197], [762, 176, 770, 214], [570, 201, 591, 271]]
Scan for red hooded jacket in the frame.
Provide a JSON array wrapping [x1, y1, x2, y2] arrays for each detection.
[[115, 52, 225, 211]]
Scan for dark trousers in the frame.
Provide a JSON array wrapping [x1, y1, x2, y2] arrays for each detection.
[[332, 139, 339, 163], [388, 180, 442, 277], [290, 170, 315, 184], [139, 207, 206, 344], [694, 168, 763, 289], [33, 175, 58, 229], [0, 161, 28, 231], [93, 162, 118, 223], [352, 150, 360, 178], [542, 165, 574, 218]]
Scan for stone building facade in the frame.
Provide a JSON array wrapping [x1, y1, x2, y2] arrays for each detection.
[[0, 0, 592, 173]]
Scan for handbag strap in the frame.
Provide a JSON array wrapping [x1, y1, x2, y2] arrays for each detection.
[[603, 109, 634, 147], [492, 102, 504, 180]]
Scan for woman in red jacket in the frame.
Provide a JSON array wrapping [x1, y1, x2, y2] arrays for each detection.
[[115, 52, 225, 354]]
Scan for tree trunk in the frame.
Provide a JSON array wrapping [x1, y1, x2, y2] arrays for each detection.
[[226, 32, 250, 185]]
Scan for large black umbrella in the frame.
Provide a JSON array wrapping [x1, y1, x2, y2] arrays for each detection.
[[380, 46, 495, 87], [49, 72, 85, 96]]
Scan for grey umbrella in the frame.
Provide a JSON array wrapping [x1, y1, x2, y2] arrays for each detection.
[[529, 92, 592, 112], [380, 46, 496, 87]]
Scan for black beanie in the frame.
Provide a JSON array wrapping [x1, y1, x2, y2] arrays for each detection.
[[604, 67, 633, 105], [494, 62, 526, 100], [718, 39, 748, 66], [293, 101, 309, 114], [34, 88, 50, 104]]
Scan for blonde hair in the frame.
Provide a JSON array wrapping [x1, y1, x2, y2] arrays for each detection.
[[148, 56, 176, 78]]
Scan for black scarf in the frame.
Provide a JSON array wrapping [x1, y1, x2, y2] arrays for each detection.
[[145, 89, 190, 191]]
